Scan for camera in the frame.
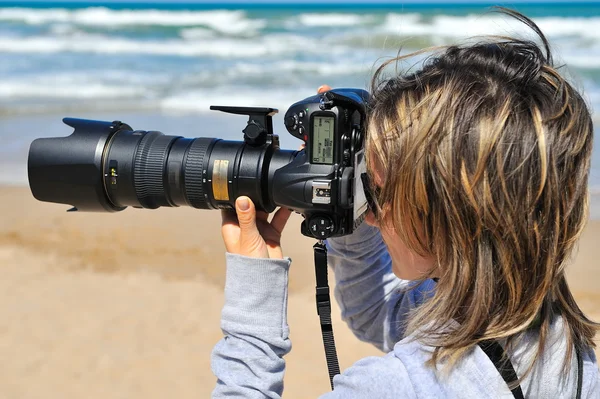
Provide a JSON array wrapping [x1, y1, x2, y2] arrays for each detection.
[[28, 88, 370, 239]]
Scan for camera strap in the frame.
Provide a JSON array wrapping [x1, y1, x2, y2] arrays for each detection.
[[479, 340, 525, 398], [478, 340, 583, 399], [313, 241, 341, 390]]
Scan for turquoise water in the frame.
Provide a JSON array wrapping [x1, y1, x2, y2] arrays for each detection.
[[0, 1, 599, 195]]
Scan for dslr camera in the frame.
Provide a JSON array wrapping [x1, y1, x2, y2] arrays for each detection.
[[28, 88, 371, 239]]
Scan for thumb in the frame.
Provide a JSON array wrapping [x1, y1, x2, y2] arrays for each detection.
[[235, 196, 266, 256], [235, 196, 257, 231]]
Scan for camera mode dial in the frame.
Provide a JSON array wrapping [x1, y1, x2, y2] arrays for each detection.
[[308, 215, 335, 239]]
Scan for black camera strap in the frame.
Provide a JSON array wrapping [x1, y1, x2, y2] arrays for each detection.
[[478, 340, 583, 399], [479, 340, 525, 398], [313, 241, 341, 390]]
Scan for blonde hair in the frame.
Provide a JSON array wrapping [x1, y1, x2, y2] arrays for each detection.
[[366, 8, 598, 376]]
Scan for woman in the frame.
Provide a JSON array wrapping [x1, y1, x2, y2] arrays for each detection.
[[212, 8, 599, 398]]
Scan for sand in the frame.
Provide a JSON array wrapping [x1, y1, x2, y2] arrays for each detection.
[[0, 186, 598, 398]]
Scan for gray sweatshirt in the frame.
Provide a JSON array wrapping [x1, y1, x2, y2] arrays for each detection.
[[211, 222, 599, 398]]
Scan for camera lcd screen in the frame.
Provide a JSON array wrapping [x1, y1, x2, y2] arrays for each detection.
[[311, 116, 335, 165]]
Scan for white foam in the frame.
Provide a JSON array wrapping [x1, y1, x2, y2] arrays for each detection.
[[179, 27, 215, 40], [562, 53, 600, 69], [231, 59, 371, 77], [48, 23, 77, 35], [0, 7, 265, 32], [0, 82, 146, 99], [0, 72, 163, 99], [0, 33, 316, 58], [381, 13, 429, 36], [380, 13, 600, 41], [0, 7, 70, 25], [296, 13, 374, 27], [536, 17, 600, 40]]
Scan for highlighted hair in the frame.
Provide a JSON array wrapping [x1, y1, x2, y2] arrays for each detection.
[[366, 8, 598, 376]]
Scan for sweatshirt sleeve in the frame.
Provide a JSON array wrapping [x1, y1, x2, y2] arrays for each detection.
[[211, 253, 292, 399], [326, 222, 436, 352]]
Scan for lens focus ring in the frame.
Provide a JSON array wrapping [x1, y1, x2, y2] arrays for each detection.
[[185, 138, 216, 209], [134, 132, 177, 208]]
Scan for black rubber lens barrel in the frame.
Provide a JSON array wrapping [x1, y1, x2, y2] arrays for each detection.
[[133, 131, 179, 209], [183, 137, 218, 209]]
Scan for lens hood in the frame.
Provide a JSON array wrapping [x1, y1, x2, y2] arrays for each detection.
[[28, 118, 128, 212]]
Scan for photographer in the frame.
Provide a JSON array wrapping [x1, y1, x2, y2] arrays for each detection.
[[211, 9, 599, 398]]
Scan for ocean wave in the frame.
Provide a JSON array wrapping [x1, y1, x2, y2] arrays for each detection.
[[0, 81, 148, 99], [0, 7, 375, 30], [179, 27, 216, 40], [295, 13, 375, 27], [0, 70, 172, 100], [5, 31, 600, 71], [560, 52, 600, 70], [4, 7, 600, 41], [380, 13, 600, 41], [230, 60, 371, 77], [0, 83, 338, 115], [0, 59, 370, 103], [0, 33, 324, 58], [0, 7, 266, 36]]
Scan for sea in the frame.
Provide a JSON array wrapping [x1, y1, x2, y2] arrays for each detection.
[[0, 1, 599, 216]]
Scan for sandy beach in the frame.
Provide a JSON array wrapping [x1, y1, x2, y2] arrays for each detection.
[[0, 185, 598, 398]]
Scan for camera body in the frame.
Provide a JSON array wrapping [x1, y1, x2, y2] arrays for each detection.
[[27, 88, 370, 239], [274, 89, 369, 238]]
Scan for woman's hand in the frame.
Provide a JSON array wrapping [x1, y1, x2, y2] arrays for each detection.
[[221, 196, 292, 259]]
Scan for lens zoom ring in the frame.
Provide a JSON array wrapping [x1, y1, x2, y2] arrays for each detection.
[[134, 132, 175, 208], [185, 138, 216, 209]]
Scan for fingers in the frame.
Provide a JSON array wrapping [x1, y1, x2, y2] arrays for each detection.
[[256, 210, 270, 221], [270, 207, 292, 235], [317, 84, 332, 94], [221, 208, 238, 227], [220, 208, 240, 253]]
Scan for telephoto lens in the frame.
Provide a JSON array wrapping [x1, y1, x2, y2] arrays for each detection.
[[28, 89, 370, 239], [28, 117, 296, 213]]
